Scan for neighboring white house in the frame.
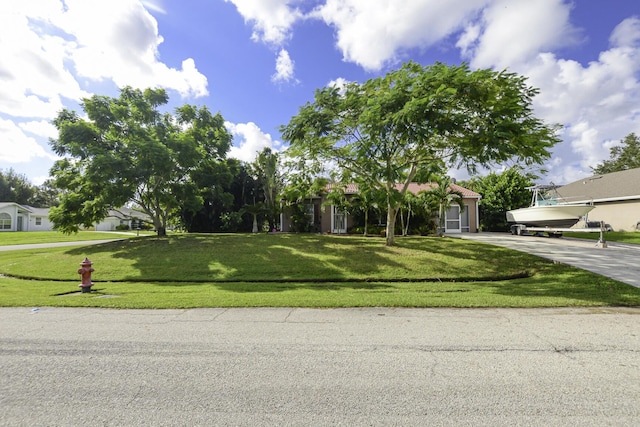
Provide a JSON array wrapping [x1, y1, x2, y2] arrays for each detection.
[[94, 207, 150, 231], [26, 206, 54, 231], [0, 202, 33, 232], [0, 203, 150, 232], [558, 167, 640, 231]]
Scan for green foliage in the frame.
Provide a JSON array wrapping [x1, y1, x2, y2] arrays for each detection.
[[0, 168, 35, 204], [288, 203, 314, 232], [251, 147, 283, 230], [592, 133, 640, 174], [466, 168, 535, 231], [49, 87, 232, 236], [422, 176, 464, 235], [282, 61, 560, 246]]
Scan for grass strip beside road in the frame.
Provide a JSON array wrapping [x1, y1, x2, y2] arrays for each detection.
[[0, 234, 638, 308]]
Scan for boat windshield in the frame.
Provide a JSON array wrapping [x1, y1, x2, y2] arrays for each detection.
[[535, 192, 558, 206]]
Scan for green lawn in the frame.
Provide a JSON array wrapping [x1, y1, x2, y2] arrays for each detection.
[[0, 231, 145, 246], [0, 233, 638, 308]]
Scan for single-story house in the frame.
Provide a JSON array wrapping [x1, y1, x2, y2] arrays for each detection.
[[558, 167, 640, 231], [280, 182, 481, 234], [93, 207, 151, 231], [0, 203, 150, 232], [0, 203, 53, 232]]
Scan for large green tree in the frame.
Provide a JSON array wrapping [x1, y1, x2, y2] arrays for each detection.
[[592, 133, 640, 174], [0, 169, 35, 205], [464, 167, 535, 231], [49, 87, 232, 236], [281, 61, 560, 245], [251, 147, 283, 231]]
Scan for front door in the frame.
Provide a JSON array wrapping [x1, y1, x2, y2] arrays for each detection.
[[445, 206, 461, 233], [332, 206, 347, 234], [17, 216, 24, 232]]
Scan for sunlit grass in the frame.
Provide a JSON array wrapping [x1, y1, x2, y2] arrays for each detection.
[[0, 233, 638, 308]]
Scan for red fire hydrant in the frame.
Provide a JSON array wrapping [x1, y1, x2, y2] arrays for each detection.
[[78, 257, 94, 293]]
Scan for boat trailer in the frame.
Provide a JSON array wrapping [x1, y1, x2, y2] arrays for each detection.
[[510, 222, 608, 248]]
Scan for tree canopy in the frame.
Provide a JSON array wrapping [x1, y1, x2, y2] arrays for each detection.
[[49, 87, 232, 236], [464, 167, 535, 231], [592, 133, 640, 175], [0, 169, 35, 205], [281, 61, 560, 245]]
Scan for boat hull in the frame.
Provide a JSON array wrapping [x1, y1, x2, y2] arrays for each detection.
[[506, 204, 594, 228]]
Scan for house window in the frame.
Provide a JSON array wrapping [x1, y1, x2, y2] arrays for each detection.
[[0, 213, 11, 230], [305, 204, 314, 224], [36, 217, 42, 226]]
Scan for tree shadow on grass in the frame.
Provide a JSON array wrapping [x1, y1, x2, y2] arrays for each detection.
[[66, 233, 412, 283], [58, 234, 640, 306]]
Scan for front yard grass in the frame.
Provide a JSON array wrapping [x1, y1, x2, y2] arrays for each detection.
[[0, 233, 638, 308]]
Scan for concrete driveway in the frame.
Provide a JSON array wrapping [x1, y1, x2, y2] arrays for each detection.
[[458, 232, 640, 288]]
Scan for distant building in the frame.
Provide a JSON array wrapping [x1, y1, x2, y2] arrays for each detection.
[[0, 203, 53, 232], [0, 203, 150, 232], [558, 168, 640, 231]]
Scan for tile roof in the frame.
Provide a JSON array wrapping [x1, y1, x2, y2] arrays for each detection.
[[558, 167, 640, 203], [325, 182, 481, 198]]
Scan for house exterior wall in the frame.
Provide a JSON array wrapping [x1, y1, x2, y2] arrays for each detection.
[[0, 204, 32, 232], [95, 218, 122, 231], [28, 214, 54, 231], [585, 200, 640, 231], [465, 200, 479, 233]]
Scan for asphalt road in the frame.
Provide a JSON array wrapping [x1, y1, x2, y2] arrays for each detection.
[[1, 307, 639, 426]]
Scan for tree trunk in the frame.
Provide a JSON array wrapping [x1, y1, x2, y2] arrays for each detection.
[[385, 206, 398, 246], [156, 226, 167, 237], [252, 215, 258, 233], [364, 210, 369, 236]]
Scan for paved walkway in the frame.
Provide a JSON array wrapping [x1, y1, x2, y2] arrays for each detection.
[[458, 232, 640, 288], [0, 239, 125, 252]]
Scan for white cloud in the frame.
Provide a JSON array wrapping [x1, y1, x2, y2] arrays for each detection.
[[223, 0, 302, 45], [0, 0, 209, 182], [311, 0, 489, 71], [0, 0, 208, 120], [610, 15, 640, 48], [518, 18, 640, 182], [226, 121, 283, 163], [272, 49, 297, 83], [460, 0, 580, 69], [140, 0, 166, 15], [0, 118, 57, 163], [62, 0, 208, 97], [19, 120, 58, 139]]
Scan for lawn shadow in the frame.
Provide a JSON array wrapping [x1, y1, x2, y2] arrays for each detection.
[[65, 233, 412, 285]]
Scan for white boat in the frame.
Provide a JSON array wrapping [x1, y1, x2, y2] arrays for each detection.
[[506, 185, 594, 228]]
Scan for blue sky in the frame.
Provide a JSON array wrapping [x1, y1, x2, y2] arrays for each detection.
[[1, 0, 639, 187]]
